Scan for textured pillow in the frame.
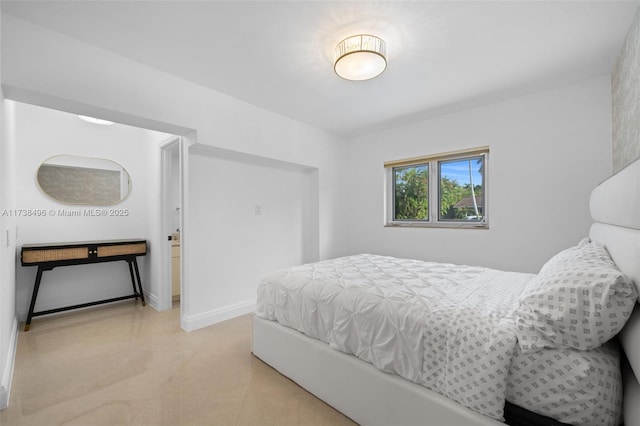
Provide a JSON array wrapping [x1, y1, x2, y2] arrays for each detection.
[[515, 239, 638, 353]]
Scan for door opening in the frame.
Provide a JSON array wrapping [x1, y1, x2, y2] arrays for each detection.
[[160, 137, 182, 311]]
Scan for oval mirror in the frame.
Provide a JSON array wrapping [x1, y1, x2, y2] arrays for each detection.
[[37, 155, 131, 205]]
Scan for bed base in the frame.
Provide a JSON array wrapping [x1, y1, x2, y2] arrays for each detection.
[[253, 316, 575, 426], [252, 315, 504, 426]]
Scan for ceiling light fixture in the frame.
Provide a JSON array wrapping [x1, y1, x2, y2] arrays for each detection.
[[78, 115, 114, 125], [334, 34, 387, 81]]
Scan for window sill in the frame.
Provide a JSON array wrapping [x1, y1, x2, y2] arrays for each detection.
[[385, 222, 489, 230]]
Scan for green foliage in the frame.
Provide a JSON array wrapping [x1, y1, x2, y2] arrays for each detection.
[[394, 166, 428, 220], [393, 160, 483, 222], [439, 177, 465, 218]]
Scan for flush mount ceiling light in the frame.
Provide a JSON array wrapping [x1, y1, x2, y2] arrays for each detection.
[[334, 34, 387, 81], [78, 115, 114, 125]]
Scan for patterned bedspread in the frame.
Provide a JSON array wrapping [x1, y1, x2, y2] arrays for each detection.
[[255, 254, 534, 420]]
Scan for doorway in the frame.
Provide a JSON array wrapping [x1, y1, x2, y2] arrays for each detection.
[[10, 102, 181, 319], [160, 137, 182, 310]]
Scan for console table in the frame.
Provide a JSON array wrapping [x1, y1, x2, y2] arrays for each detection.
[[21, 239, 147, 331]]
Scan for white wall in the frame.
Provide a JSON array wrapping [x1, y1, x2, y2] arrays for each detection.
[[184, 145, 317, 329], [337, 76, 613, 273], [1, 15, 347, 331], [0, 4, 19, 408], [12, 102, 169, 317], [170, 146, 181, 232]]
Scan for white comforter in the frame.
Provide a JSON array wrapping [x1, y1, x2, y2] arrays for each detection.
[[256, 254, 535, 421]]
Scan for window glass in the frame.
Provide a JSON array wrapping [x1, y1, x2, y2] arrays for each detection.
[[439, 156, 484, 221], [393, 164, 428, 220], [385, 147, 488, 228]]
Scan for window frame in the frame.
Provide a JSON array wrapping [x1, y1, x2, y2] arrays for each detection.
[[385, 147, 489, 229]]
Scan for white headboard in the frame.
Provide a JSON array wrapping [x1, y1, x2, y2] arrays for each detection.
[[589, 158, 640, 426]]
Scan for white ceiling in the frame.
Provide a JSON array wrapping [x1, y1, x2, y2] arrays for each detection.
[[2, 1, 639, 137]]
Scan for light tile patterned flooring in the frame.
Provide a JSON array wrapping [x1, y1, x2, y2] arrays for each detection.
[[0, 302, 357, 426]]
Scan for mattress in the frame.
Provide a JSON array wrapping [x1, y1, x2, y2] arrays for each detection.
[[256, 254, 622, 426]]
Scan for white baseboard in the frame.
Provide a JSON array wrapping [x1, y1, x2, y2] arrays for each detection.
[[143, 290, 159, 311], [181, 298, 256, 332], [0, 316, 18, 409]]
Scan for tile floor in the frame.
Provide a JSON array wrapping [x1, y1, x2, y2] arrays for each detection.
[[0, 302, 357, 426]]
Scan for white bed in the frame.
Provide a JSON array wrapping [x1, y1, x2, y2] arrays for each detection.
[[252, 158, 640, 426]]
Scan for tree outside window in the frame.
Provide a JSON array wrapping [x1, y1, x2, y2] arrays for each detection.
[[386, 148, 488, 228]]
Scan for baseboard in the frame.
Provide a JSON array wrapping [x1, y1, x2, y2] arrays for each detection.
[[181, 298, 256, 332], [143, 289, 159, 311], [0, 316, 18, 409]]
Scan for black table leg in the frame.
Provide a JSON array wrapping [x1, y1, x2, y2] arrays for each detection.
[[127, 260, 138, 299], [25, 266, 45, 331], [132, 258, 146, 306]]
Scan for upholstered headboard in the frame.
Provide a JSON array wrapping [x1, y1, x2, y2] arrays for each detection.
[[589, 158, 640, 426]]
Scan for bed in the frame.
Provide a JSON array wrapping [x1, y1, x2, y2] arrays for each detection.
[[252, 157, 640, 426]]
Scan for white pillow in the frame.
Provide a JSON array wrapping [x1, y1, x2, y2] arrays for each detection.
[[515, 239, 638, 353]]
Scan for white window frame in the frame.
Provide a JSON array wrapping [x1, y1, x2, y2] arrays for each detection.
[[384, 147, 489, 229]]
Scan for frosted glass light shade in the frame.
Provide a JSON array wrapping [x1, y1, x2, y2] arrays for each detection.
[[334, 34, 387, 81]]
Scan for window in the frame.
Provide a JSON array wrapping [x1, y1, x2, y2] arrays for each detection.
[[393, 164, 429, 220], [385, 147, 488, 228]]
